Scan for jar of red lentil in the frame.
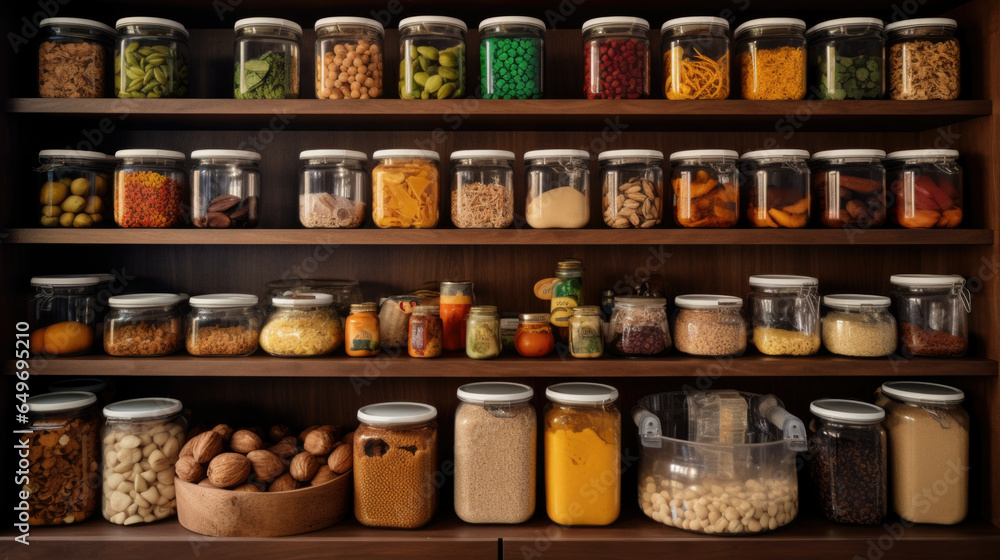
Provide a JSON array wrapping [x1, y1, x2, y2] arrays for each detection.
[[582, 17, 650, 99], [113, 149, 187, 228], [408, 305, 443, 358]]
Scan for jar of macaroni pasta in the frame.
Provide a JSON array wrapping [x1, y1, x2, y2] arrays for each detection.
[[299, 149, 369, 228], [582, 17, 650, 99], [450, 150, 514, 228], [398, 16, 467, 99], [886, 149, 963, 229], [114, 17, 190, 98], [735, 18, 806, 100], [599, 149, 663, 228], [748, 275, 820, 356], [670, 149, 739, 228], [741, 149, 810, 228], [233, 17, 301, 99], [315, 17, 384, 99], [372, 149, 440, 228], [524, 149, 590, 228], [259, 292, 344, 357], [886, 18, 959, 101], [104, 293, 187, 357], [186, 294, 260, 357], [190, 149, 261, 228], [660, 17, 730, 100]]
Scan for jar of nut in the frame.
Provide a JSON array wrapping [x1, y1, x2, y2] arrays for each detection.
[[599, 149, 664, 228], [190, 149, 261, 228], [233, 17, 301, 99], [315, 17, 384, 99], [670, 149, 740, 228], [741, 149, 811, 228], [37, 149, 114, 229], [186, 294, 261, 357], [398, 16, 467, 99], [39, 18, 115, 98], [810, 149, 887, 229], [104, 293, 187, 357]]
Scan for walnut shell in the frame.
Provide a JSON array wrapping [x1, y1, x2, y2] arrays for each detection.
[[309, 465, 337, 486], [268, 472, 300, 492], [290, 452, 319, 482], [269, 424, 292, 443], [278, 436, 298, 446], [230, 429, 263, 454], [304, 429, 335, 456], [207, 453, 252, 488], [327, 442, 353, 474], [175, 455, 205, 483], [192, 430, 224, 463], [267, 442, 299, 460], [246, 449, 287, 482], [212, 424, 234, 442]]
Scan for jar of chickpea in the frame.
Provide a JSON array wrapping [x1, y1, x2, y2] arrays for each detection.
[[314, 17, 384, 99]]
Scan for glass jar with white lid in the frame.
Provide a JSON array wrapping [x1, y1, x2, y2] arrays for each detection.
[[450, 150, 514, 228], [582, 17, 650, 99], [885, 149, 963, 229], [372, 149, 440, 228], [889, 274, 970, 357], [398, 16, 467, 99], [806, 18, 885, 100], [37, 149, 114, 229], [810, 149, 886, 229], [821, 294, 897, 357], [259, 292, 344, 357], [735, 18, 807, 100], [30, 274, 114, 356], [234, 17, 301, 99], [885, 18, 959, 100], [113, 149, 187, 228], [299, 149, 369, 228], [748, 275, 820, 356], [186, 293, 261, 357], [608, 296, 671, 356], [670, 149, 739, 228], [190, 149, 260, 228], [315, 17, 384, 100], [741, 149, 810, 228], [524, 149, 590, 229], [479, 16, 545, 99], [114, 17, 190, 98], [599, 149, 663, 228], [39, 18, 115, 98], [104, 293, 187, 357], [672, 294, 747, 357], [661, 16, 730, 100]]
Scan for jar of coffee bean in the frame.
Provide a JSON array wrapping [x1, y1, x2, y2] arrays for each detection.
[[315, 17, 384, 99], [190, 149, 260, 228]]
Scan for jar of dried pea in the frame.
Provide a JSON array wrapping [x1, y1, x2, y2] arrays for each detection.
[[113, 149, 187, 228], [735, 18, 807, 100], [314, 17, 384, 100], [372, 149, 440, 228]]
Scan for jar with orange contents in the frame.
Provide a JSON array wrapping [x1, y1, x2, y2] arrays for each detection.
[[371, 149, 440, 228], [345, 302, 380, 357], [408, 305, 443, 358], [440, 281, 473, 351], [670, 149, 739, 228], [515, 313, 555, 357], [314, 17, 384, 100], [113, 149, 186, 228]]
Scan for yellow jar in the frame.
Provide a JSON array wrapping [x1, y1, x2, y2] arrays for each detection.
[[345, 302, 380, 357]]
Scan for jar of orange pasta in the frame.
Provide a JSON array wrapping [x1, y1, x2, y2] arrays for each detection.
[[735, 18, 806, 100], [660, 17, 730, 100], [371, 149, 440, 228]]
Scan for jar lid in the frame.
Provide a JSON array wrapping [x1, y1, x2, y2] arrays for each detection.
[[114, 149, 186, 160], [41, 17, 115, 35], [357, 402, 437, 424], [115, 17, 189, 37], [749, 274, 819, 287], [457, 382, 534, 404], [399, 16, 468, 32], [811, 149, 886, 160], [470, 305, 498, 314], [412, 305, 440, 315], [661, 16, 730, 33], [669, 149, 739, 162], [806, 17, 884, 37], [546, 382, 619, 405], [741, 149, 810, 161], [675, 294, 743, 309], [48, 378, 108, 394], [234, 17, 303, 36], [450, 149, 515, 160], [314, 16, 384, 33], [520, 312, 551, 322], [524, 149, 590, 161], [615, 296, 667, 306], [299, 149, 368, 161], [881, 381, 964, 404], [823, 294, 891, 310], [38, 149, 111, 161], [479, 16, 546, 32], [189, 293, 259, 308], [582, 17, 650, 33], [889, 274, 965, 288], [272, 292, 334, 307], [350, 302, 378, 313], [884, 18, 957, 34], [191, 149, 261, 161], [735, 18, 806, 37], [28, 391, 97, 413], [103, 397, 183, 420], [31, 273, 114, 287], [598, 149, 664, 161], [373, 149, 440, 161], [885, 149, 960, 160], [810, 399, 885, 423], [108, 293, 188, 308], [572, 305, 601, 315]]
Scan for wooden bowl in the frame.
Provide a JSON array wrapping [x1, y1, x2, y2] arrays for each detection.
[[175, 472, 351, 537]]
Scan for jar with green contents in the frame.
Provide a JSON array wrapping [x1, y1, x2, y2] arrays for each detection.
[[479, 16, 545, 99], [466, 305, 501, 359], [114, 17, 190, 98], [399, 16, 466, 99], [234, 17, 301, 99], [568, 306, 603, 358], [807, 18, 885, 100], [550, 258, 583, 337]]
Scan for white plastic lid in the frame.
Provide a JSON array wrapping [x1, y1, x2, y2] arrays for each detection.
[[823, 294, 891, 310], [615, 296, 667, 306], [115, 149, 186, 160], [373, 149, 440, 161], [735, 18, 806, 38], [300, 149, 368, 161], [886, 149, 960, 160], [741, 149, 810, 161], [450, 149, 516, 160], [457, 382, 534, 404], [272, 292, 334, 307], [108, 293, 187, 308], [885, 18, 957, 34], [28, 391, 97, 413], [807, 18, 884, 37], [31, 274, 114, 287], [881, 381, 964, 404], [189, 293, 259, 308], [546, 382, 619, 405], [191, 149, 261, 161], [357, 402, 438, 424], [749, 274, 819, 287], [582, 17, 650, 33], [38, 149, 110, 161], [41, 18, 115, 35], [661, 17, 730, 34], [669, 149, 739, 162], [235, 17, 303, 35], [675, 294, 743, 309], [598, 149, 664, 161], [103, 397, 183, 420], [399, 16, 468, 32], [479, 16, 546, 32], [890, 274, 965, 288], [314, 16, 384, 33], [811, 149, 886, 160], [524, 149, 590, 161], [115, 17, 188, 37], [810, 399, 885, 423]]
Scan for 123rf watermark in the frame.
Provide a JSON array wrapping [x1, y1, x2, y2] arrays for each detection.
[[12, 321, 34, 545]]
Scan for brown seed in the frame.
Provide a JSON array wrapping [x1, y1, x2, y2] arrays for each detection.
[[290, 452, 320, 481], [304, 430, 335, 456], [207, 194, 240, 213], [310, 465, 337, 486], [175, 456, 205, 483], [267, 442, 299, 460], [192, 431, 224, 463], [269, 425, 292, 443], [327, 443, 353, 474], [268, 472, 300, 492], [212, 424, 234, 442], [206, 453, 252, 488], [247, 449, 287, 482], [206, 212, 231, 228]]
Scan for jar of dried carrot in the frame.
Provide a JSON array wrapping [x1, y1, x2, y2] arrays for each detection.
[[371, 149, 440, 228], [660, 17, 730, 100], [669, 149, 739, 228], [810, 149, 886, 229], [408, 305, 443, 358], [741, 149, 811, 228], [345, 302, 380, 357], [113, 149, 187, 228], [735, 18, 807, 100]]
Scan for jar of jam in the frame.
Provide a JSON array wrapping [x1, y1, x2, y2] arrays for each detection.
[[516, 313, 555, 357], [346, 302, 380, 357], [408, 305, 443, 358], [440, 281, 474, 351]]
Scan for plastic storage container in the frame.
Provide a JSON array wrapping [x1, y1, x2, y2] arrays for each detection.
[[741, 149, 810, 228], [670, 149, 739, 228], [114, 17, 189, 98], [608, 296, 671, 356], [673, 295, 747, 357], [821, 294, 897, 357], [315, 17, 384, 100], [886, 18, 959, 100], [524, 149, 590, 228], [660, 17, 730, 100], [190, 149, 260, 228], [345, 302, 380, 357], [886, 149, 963, 229], [515, 313, 555, 357], [479, 17, 545, 99], [749, 275, 820, 356], [466, 305, 501, 359], [568, 305, 603, 358], [807, 18, 885, 100], [440, 281, 473, 351], [113, 149, 186, 228], [600, 149, 663, 228], [264, 278, 363, 323], [408, 305, 443, 358], [450, 150, 514, 228], [233, 18, 300, 99], [298, 149, 369, 228], [37, 150, 113, 228], [29, 274, 113, 356], [185, 293, 260, 357], [550, 258, 583, 334], [582, 17, 650, 99], [104, 293, 186, 357], [398, 16, 466, 99], [889, 274, 970, 357], [811, 149, 887, 228], [735, 18, 807, 100], [372, 149, 440, 228], [39, 18, 114, 98], [259, 292, 343, 357]]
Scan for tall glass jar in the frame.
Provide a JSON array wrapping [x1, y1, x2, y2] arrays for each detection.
[[345, 302, 380, 357], [114, 17, 189, 98], [550, 258, 584, 336], [886, 19, 959, 101], [741, 149, 810, 228], [466, 305, 501, 359], [455, 382, 536, 523], [29, 274, 112, 356], [661, 17, 730, 100], [821, 294, 897, 357], [600, 149, 663, 228], [890, 274, 970, 357], [315, 17, 384, 100], [398, 16, 466, 99], [113, 149, 186, 228], [259, 292, 343, 357], [354, 402, 438, 528], [36, 149, 114, 229], [39, 18, 114, 98], [545, 382, 621, 526], [186, 293, 260, 357], [440, 281, 474, 351], [748, 275, 820, 356], [372, 149, 440, 228], [807, 18, 885, 100], [582, 17, 650, 99], [670, 149, 739, 228], [408, 305, 443, 358], [516, 313, 555, 357], [479, 17, 545, 99], [190, 149, 260, 228], [524, 149, 590, 228], [299, 149, 368, 228], [608, 296, 671, 356], [234, 18, 300, 99], [672, 294, 747, 357], [104, 293, 187, 357], [735, 18, 807, 100], [886, 149, 963, 229], [811, 149, 886, 229], [450, 150, 514, 228], [568, 306, 603, 358]]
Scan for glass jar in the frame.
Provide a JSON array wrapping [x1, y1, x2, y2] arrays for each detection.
[[673, 294, 747, 357], [186, 293, 260, 357], [670, 149, 739, 228], [408, 305, 443, 358], [811, 149, 887, 229], [113, 149, 186, 228], [399, 16, 466, 99], [544, 382, 621, 526], [821, 294, 897, 357], [29, 274, 114, 356], [582, 17, 650, 99], [114, 17, 189, 98], [748, 275, 820, 356], [264, 278, 363, 322], [807, 18, 885, 100], [600, 149, 664, 228], [354, 402, 438, 528], [466, 305, 501, 359], [315, 17, 384, 100], [516, 313, 555, 357], [479, 17, 545, 99], [439, 281, 474, 351], [298, 149, 369, 228], [886, 18, 959, 101], [378, 295, 422, 348], [876, 382, 968, 524], [101, 397, 186, 525], [524, 149, 590, 228], [741, 149, 810, 228], [660, 17, 730, 100], [259, 292, 343, 357], [450, 149, 514, 228], [233, 18, 300, 99], [500, 315, 519, 355], [608, 296, 671, 356], [190, 149, 260, 228], [568, 305, 603, 358], [372, 149, 440, 228], [24, 391, 100, 525], [886, 149, 963, 229], [890, 274, 970, 357], [735, 18, 807, 100], [455, 382, 536, 523], [39, 18, 114, 98], [345, 302, 380, 357], [37, 150, 114, 228], [104, 293, 186, 357], [550, 258, 584, 337]]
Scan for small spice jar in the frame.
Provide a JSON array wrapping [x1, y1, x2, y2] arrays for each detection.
[[479, 17, 545, 99], [372, 149, 440, 228], [101, 397, 186, 525], [24, 391, 100, 525], [315, 17, 384, 100], [808, 399, 888, 526], [886, 18, 960, 101], [299, 149, 369, 228], [455, 382, 536, 523], [408, 305, 443, 358], [670, 149, 739, 228], [440, 281, 474, 351], [450, 150, 514, 228], [544, 382, 621, 526], [672, 295, 747, 357], [748, 275, 820, 356], [516, 313, 555, 357], [345, 302, 380, 357], [500, 315, 519, 354], [890, 274, 970, 357], [354, 402, 438, 528], [876, 381, 969, 524], [190, 149, 260, 228], [466, 305, 501, 359], [582, 17, 650, 99], [113, 149, 186, 228], [550, 258, 584, 336], [741, 149, 810, 228], [568, 305, 603, 358], [39, 18, 114, 98], [37, 149, 114, 228], [186, 293, 260, 357], [234, 18, 301, 99], [29, 274, 112, 356], [886, 149, 963, 229], [398, 16, 467, 99], [810, 149, 887, 229], [608, 296, 671, 356], [104, 293, 186, 357], [599, 149, 664, 228], [807, 18, 885, 101], [660, 16, 730, 100], [524, 149, 590, 229], [259, 292, 343, 357], [735, 18, 807, 100], [821, 295, 897, 358], [114, 17, 190, 98]]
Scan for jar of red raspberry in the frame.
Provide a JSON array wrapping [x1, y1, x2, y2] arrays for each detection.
[[582, 17, 650, 99]]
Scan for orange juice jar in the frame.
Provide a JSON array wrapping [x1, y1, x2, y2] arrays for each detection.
[[440, 281, 474, 351]]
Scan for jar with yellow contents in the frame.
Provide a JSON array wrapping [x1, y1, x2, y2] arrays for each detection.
[[345, 302, 380, 356], [371, 149, 440, 228]]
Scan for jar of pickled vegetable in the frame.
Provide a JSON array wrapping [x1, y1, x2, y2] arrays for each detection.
[[749, 275, 820, 356], [811, 149, 887, 228], [886, 149, 962, 229], [550, 258, 583, 337], [599, 149, 663, 228], [398, 16, 466, 99], [299, 149, 369, 228], [741, 149, 810, 228], [450, 150, 514, 228], [39, 18, 114, 98], [114, 17, 190, 98], [440, 281, 473, 351], [516, 313, 554, 357], [582, 17, 650, 99], [806, 18, 885, 100], [524, 150, 590, 229], [36, 150, 114, 229], [661, 17, 730, 100], [608, 296, 671, 356], [346, 302, 380, 357], [670, 149, 739, 228], [408, 305, 443, 358], [234, 17, 301, 99], [479, 17, 545, 99], [568, 306, 603, 358], [372, 149, 440, 228], [735, 18, 806, 100], [466, 305, 501, 360], [314, 17, 384, 100], [886, 18, 959, 101], [113, 149, 187, 228]]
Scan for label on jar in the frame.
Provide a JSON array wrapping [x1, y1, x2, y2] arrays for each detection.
[[550, 297, 578, 327], [350, 328, 378, 352]]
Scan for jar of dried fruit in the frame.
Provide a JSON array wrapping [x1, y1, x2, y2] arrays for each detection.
[[398, 16, 467, 99], [408, 305, 443, 358], [524, 149, 590, 229], [29, 274, 113, 356], [748, 275, 820, 356], [599, 149, 663, 228], [234, 17, 301, 99], [186, 293, 261, 357], [450, 150, 514, 228], [315, 17, 384, 99], [660, 17, 730, 100], [113, 149, 187, 228], [886, 18, 959, 101], [345, 302, 381, 357], [39, 18, 115, 98], [885, 149, 963, 229], [806, 18, 885, 100], [741, 149, 810, 228], [608, 296, 671, 356], [672, 294, 747, 357], [582, 17, 650, 99], [259, 292, 344, 357], [104, 293, 187, 357], [190, 149, 261, 228], [114, 17, 190, 98], [37, 149, 114, 229], [372, 149, 440, 228], [298, 150, 369, 229], [889, 274, 970, 357], [670, 149, 739, 228], [810, 149, 887, 229], [735, 18, 807, 100]]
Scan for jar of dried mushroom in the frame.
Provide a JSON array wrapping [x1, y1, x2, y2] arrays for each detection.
[[354, 402, 438, 528], [234, 17, 301, 99], [114, 149, 187, 228], [889, 274, 970, 357], [372, 149, 440, 228], [821, 294, 897, 358], [568, 306, 603, 358], [345, 302, 380, 357], [524, 149, 590, 229], [29, 274, 112, 356], [735, 18, 807, 100], [190, 149, 260, 228], [39, 18, 114, 98], [599, 149, 663, 229], [672, 295, 747, 357], [886, 149, 963, 229], [748, 275, 820, 356], [24, 391, 100, 525], [741, 149, 810, 228], [450, 149, 514, 228], [104, 293, 187, 357], [298, 149, 369, 228], [408, 305, 443, 358], [114, 17, 190, 98], [660, 17, 730, 100], [466, 305, 501, 359], [806, 18, 885, 101], [670, 149, 739, 228], [37, 149, 114, 229], [811, 149, 887, 229], [608, 296, 671, 356], [315, 17, 384, 99], [260, 292, 344, 357], [186, 293, 261, 357], [516, 313, 555, 357], [886, 18, 959, 101]]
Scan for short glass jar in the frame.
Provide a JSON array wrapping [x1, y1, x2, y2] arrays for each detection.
[[37, 150, 114, 228], [114, 17, 189, 98], [524, 149, 590, 228], [821, 294, 896, 357], [298, 149, 369, 228], [582, 17, 650, 99], [346, 302, 380, 357], [186, 293, 260, 357], [466, 305, 501, 359], [408, 305, 443, 358], [264, 278, 363, 324], [660, 17, 730, 100], [890, 274, 970, 357], [748, 275, 820, 356], [39, 18, 114, 98], [105, 293, 187, 357], [741, 149, 810, 228], [568, 306, 603, 358], [600, 149, 664, 228], [259, 292, 343, 357], [450, 149, 514, 228], [114, 149, 187, 228], [886, 149, 963, 229], [372, 149, 440, 228], [315, 17, 384, 100], [608, 296, 671, 356], [810, 149, 887, 229], [398, 16, 466, 99], [735, 18, 806, 100], [516, 313, 555, 357], [672, 295, 747, 357], [807, 18, 885, 100], [670, 149, 739, 228], [190, 149, 260, 228], [886, 18, 959, 101], [233, 18, 300, 99], [479, 17, 545, 99], [29, 274, 113, 356]]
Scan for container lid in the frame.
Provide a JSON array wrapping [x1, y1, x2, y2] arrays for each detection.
[[108, 293, 187, 308], [31, 273, 114, 287], [190, 149, 261, 161], [314, 16, 384, 33], [661, 16, 730, 33], [524, 149, 590, 161], [598, 149, 664, 161], [457, 382, 534, 404], [884, 18, 957, 33], [881, 381, 964, 404], [479, 16, 546, 32], [299, 149, 368, 161], [810, 399, 885, 423], [412, 305, 440, 314], [741, 149, 810, 161], [546, 382, 619, 405], [40, 17, 116, 35], [582, 17, 650, 33], [749, 274, 819, 287], [735, 18, 806, 38], [890, 274, 965, 288], [272, 292, 334, 307], [806, 17, 884, 37], [28, 391, 97, 413], [357, 402, 438, 424], [234, 17, 303, 35], [373, 149, 440, 161], [189, 293, 259, 308], [675, 294, 743, 309], [519, 312, 551, 322], [811, 149, 886, 160], [470, 305, 498, 314], [350, 302, 378, 313], [823, 294, 891, 310], [669, 149, 739, 162], [114, 149, 186, 160], [885, 149, 960, 160], [615, 296, 667, 306], [399, 15, 468, 32], [103, 397, 183, 420], [115, 17, 189, 37], [450, 149, 516, 160], [48, 378, 108, 394], [38, 149, 111, 161]]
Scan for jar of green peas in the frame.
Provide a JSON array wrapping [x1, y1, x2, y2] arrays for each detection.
[[478, 17, 545, 99]]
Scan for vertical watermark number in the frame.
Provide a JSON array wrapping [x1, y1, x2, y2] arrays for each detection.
[[13, 321, 33, 545]]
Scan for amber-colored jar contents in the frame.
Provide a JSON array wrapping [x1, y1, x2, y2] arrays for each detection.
[[346, 302, 380, 356], [408, 305, 443, 358], [515, 313, 555, 357]]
